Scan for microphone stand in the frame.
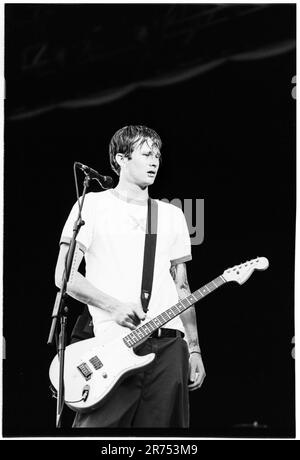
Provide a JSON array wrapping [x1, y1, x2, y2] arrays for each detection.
[[47, 174, 91, 428]]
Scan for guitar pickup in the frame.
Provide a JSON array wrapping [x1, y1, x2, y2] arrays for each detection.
[[77, 362, 92, 381], [89, 355, 103, 370]]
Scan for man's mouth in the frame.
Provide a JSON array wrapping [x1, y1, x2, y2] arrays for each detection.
[[147, 171, 156, 177]]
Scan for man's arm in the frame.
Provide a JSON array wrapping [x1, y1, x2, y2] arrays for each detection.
[[55, 243, 145, 329], [170, 262, 206, 390]]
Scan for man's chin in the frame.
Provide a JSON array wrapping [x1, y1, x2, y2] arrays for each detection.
[[139, 177, 155, 187], [146, 175, 156, 184]]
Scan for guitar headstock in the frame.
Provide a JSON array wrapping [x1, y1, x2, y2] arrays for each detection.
[[222, 257, 269, 284]]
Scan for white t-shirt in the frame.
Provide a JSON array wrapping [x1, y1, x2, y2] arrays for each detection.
[[60, 189, 192, 336]]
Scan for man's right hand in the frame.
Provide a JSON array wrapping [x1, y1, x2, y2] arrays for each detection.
[[111, 301, 146, 330]]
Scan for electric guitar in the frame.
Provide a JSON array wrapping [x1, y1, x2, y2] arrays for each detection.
[[49, 256, 269, 413]]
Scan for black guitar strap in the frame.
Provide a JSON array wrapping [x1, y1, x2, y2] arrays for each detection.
[[141, 198, 158, 313]]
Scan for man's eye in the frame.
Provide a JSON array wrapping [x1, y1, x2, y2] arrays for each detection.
[[143, 152, 161, 159]]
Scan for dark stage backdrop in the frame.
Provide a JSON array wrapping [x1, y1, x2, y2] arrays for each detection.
[[3, 8, 296, 439]]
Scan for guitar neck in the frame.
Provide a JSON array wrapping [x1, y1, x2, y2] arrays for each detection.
[[123, 275, 226, 349]]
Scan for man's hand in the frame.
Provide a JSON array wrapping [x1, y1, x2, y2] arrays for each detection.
[[111, 301, 146, 330], [188, 353, 206, 391]]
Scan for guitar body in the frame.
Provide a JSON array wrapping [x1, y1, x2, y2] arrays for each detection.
[[49, 336, 155, 413]]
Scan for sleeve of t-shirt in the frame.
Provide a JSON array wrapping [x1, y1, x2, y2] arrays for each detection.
[[170, 206, 192, 266], [59, 193, 94, 253]]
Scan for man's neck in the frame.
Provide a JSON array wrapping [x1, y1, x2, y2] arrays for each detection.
[[114, 180, 149, 202]]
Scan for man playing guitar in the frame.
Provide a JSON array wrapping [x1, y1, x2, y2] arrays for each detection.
[[54, 125, 205, 428]]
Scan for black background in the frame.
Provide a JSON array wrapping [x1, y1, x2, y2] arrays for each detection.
[[3, 4, 296, 438]]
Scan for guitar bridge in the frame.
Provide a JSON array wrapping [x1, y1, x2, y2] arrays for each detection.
[[77, 362, 92, 381]]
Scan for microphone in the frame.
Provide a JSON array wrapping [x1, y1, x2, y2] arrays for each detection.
[[76, 162, 113, 189]]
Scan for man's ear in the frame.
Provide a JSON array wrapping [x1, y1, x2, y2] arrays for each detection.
[[115, 153, 124, 168]]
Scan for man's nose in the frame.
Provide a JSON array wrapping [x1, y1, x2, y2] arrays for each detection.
[[149, 156, 159, 168]]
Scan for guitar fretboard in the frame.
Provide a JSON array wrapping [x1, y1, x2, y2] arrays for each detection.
[[123, 275, 226, 349]]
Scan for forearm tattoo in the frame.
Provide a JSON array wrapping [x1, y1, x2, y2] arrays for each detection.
[[170, 263, 191, 293], [171, 263, 201, 352]]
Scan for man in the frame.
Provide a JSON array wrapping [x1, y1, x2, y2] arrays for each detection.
[[55, 125, 205, 427]]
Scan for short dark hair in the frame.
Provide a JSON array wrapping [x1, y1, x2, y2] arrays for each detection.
[[109, 125, 162, 175]]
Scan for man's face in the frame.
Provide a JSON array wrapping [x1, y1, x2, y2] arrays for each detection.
[[121, 138, 161, 187]]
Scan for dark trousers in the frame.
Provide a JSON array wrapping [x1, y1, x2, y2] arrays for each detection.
[[73, 336, 190, 428]]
